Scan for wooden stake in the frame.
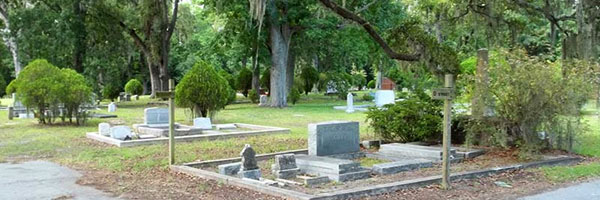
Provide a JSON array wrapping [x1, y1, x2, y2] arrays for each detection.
[[168, 79, 175, 165], [441, 74, 454, 190]]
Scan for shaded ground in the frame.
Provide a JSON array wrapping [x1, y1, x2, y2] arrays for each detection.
[[0, 161, 117, 200]]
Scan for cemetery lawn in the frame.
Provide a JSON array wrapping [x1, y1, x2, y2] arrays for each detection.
[[0, 95, 599, 199]]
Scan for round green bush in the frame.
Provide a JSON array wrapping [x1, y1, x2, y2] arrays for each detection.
[[362, 93, 374, 101], [300, 66, 319, 95], [175, 61, 229, 117], [366, 91, 442, 142], [102, 84, 121, 101], [367, 80, 376, 89], [124, 79, 143, 95], [59, 68, 93, 124], [288, 87, 301, 105], [219, 70, 235, 90], [248, 89, 259, 103], [237, 67, 253, 97]]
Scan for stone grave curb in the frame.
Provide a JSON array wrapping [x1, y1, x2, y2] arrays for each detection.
[[86, 123, 290, 147], [172, 156, 580, 200], [184, 149, 308, 168]]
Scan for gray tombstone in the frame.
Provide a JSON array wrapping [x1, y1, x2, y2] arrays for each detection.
[[107, 102, 117, 112], [238, 144, 261, 180], [308, 121, 360, 157], [109, 126, 132, 140], [144, 107, 169, 125], [271, 154, 300, 179], [346, 93, 355, 113], [193, 118, 212, 130], [240, 144, 258, 170], [258, 95, 268, 106]]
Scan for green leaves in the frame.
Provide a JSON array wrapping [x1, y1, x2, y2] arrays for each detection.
[[124, 79, 144, 96], [175, 61, 230, 117]]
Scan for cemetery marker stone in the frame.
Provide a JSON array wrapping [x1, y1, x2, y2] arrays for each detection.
[[346, 93, 355, 113], [308, 121, 360, 156]]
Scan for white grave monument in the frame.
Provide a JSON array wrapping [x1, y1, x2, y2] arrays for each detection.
[[108, 102, 117, 112], [375, 90, 395, 107], [346, 93, 355, 113], [110, 126, 133, 140], [193, 118, 212, 130], [258, 95, 268, 106], [144, 107, 169, 126], [98, 123, 111, 136]]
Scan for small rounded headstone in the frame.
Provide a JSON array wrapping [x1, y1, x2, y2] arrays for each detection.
[[98, 123, 111, 136]]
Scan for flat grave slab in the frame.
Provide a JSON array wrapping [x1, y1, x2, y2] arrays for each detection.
[[86, 123, 290, 147], [296, 155, 370, 182], [378, 143, 457, 160], [371, 159, 433, 175]]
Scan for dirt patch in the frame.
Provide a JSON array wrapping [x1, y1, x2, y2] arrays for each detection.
[[361, 169, 572, 200], [75, 167, 278, 200]]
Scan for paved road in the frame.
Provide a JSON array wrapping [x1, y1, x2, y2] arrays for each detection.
[[0, 160, 118, 200], [520, 179, 600, 200]]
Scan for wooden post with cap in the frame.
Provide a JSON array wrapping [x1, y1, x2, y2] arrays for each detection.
[[441, 74, 454, 189]]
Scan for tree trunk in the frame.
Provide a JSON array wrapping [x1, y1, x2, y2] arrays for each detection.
[[269, 22, 290, 108], [286, 46, 295, 93], [72, 0, 86, 73], [147, 57, 161, 98], [251, 54, 260, 92], [0, 3, 21, 77]]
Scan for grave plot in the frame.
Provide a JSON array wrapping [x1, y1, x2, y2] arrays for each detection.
[[172, 120, 581, 200], [86, 107, 290, 147]]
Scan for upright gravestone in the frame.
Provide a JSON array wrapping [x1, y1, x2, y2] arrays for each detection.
[[98, 123, 111, 136], [107, 102, 117, 112], [308, 121, 360, 158], [375, 90, 395, 107], [258, 95, 268, 106], [271, 154, 300, 179], [238, 144, 261, 180], [346, 93, 355, 113], [144, 107, 169, 125], [193, 117, 212, 130]]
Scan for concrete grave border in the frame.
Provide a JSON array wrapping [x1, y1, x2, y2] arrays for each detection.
[[86, 123, 290, 147], [172, 156, 580, 200]]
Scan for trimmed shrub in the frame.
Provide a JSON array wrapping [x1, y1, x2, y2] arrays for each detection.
[[352, 73, 367, 90], [326, 72, 352, 100], [366, 91, 442, 142], [124, 79, 143, 95], [288, 87, 301, 105], [367, 80, 376, 89], [237, 67, 253, 97], [300, 66, 319, 95], [362, 93, 374, 101], [249, 89, 259, 103], [59, 68, 93, 125], [102, 84, 121, 102], [175, 61, 229, 118], [5, 79, 16, 95]]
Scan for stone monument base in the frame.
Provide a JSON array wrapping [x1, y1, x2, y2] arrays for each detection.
[[239, 169, 261, 180], [273, 168, 300, 179]]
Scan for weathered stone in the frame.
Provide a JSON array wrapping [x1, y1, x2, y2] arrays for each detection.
[[361, 140, 381, 149], [218, 162, 241, 176], [272, 167, 300, 179], [273, 154, 297, 170], [98, 123, 111, 136], [296, 155, 370, 182], [107, 102, 117, 112], [7, 106, 13, 120], [240, 144, 258, 170], [238, 169, 261, 180], [19, 113, 34, 119], [308, 121, 360, 157], [298, 175, 330, 186], [193, 118, 212, 130], [371, 159, 433, 175], [378, 143, 457, 160], [144, 107, 169, 125], [258, 95, 268, 106], [375, 90, 395, 107], [109, 126, 132, 140], [346, 93, 355, 113], [216, 124, 237, 130]]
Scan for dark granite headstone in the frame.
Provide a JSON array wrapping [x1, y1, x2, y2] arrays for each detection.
[[240, 144, 258, 170]]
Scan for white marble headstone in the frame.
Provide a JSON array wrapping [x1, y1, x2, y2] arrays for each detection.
[[193, 118, 212, 130], [346, 93, 355, 113], [375, 90, 395, 107], [110, 126, 132, 140], [108, 102, 117, 112], [98, 123, 111, 136], [144, 107, 169, 125], [258, 95, 268, 106]]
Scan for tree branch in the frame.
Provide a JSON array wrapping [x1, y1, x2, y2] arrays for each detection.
[[167, 0, 180, 40], [354, 0, 378, 14], [319, 0, 420, 61]]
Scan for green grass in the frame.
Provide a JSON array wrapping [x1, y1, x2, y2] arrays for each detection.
[[538, 100, 600, 182], [357, 157, 388, 167], [0, 92, 377, 172]]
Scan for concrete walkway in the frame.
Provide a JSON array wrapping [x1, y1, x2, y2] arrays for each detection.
[[0, 160, 118, 200], [520, 179, 600, 200]]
